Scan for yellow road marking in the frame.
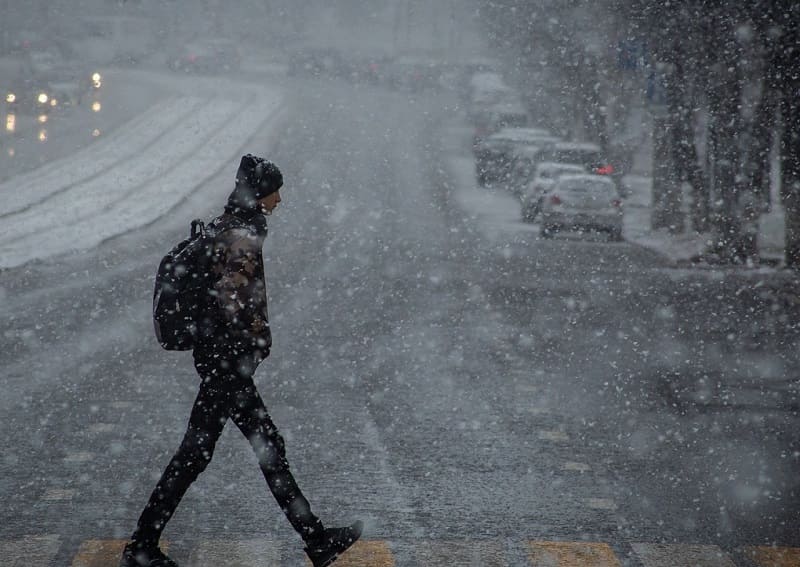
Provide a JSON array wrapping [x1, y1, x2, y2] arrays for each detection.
[[745, 546, 800, 567], [306, 540, 394, 567], [631, 543, 736, 566], [189, 539, 280, 565], [71, 540, 169, 567], [416, 539, 506, 566], [528, 541, 621, 566]]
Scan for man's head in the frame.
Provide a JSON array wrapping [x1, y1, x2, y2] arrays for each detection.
[[229, 154, 284, 214]]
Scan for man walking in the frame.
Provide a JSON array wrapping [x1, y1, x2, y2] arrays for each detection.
[[120, 155, 362, 567]]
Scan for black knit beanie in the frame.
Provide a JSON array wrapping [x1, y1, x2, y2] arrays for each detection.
[[228, 154, 283, 212], [236, 154, 283, 198]]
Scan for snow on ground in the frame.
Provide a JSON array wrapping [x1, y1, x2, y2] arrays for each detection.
[[448, 155, 539, 240], [621, 174, 785, 264], [0, 81, 285, 269]]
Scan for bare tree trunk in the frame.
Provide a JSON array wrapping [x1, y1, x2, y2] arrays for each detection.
[[670, 58, 710, 232], [652, 111, 684, 233], [706, 27, 745, 262], [781, 73, 800, 270]]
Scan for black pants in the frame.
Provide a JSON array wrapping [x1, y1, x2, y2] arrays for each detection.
[[131, 346, 322, 545]]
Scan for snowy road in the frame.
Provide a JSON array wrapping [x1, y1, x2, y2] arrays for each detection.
[[1, 70, 799, 567]]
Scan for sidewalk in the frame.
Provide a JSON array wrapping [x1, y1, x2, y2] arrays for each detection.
[[621, 174, 786, 268]]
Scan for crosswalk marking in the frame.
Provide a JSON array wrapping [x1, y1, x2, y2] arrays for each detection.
[[71, 540, 129, 567], [0, 535, 60, 567], [71, 539, 170, 567], [189, 539, 281, 566], [87, 423, 115, 434], [632, 543, 736, 566], [584, 498, 618, 511], [744, 546, 800, 567], [0, 536, 791, 566], [63, 452, 94, 464], [528, 541, 621, 566], [538, 430, 570, 442], [305, 540, 394, 567], [562, 462, 591, 473], [416, 539, 505, 566], [41, 488, 75, 502]]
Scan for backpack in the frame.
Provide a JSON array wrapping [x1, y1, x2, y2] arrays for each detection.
[[153, 219, 215, 350]]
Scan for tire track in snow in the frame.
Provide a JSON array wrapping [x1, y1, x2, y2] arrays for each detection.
[[0, 95, 284, 268], [0, 96, 205, 218], [0, 97, 236, 243]]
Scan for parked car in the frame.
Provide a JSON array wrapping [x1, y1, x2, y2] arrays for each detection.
[[539, 174, 624, 240], [520, 162, 587, 221], [505, 145, 548, 198], [474, 127, 559, 187], [471, 100, 530, 152], [539, 141, 614, 176], [467, 72, 516, 121], [390, 54, 444, 91], [168, 39, 242, 74], [287, 47, 346, 78]]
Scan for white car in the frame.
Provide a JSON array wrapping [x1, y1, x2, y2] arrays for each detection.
[[520, 162, 586, 221], [539, 174, 624, 240]]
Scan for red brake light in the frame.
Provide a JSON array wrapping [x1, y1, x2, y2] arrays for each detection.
[[549, 195, 562, 205], [595, 164, 614, 175], [188, 54, 197, 63]]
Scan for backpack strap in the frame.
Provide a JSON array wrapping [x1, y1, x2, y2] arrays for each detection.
[[190, 219, 206, 239]]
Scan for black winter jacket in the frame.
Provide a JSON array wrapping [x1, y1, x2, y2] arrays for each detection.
[[196, 204, 271, 357]]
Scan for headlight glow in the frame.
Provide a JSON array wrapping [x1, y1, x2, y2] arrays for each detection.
[[38, 114, 48, 124], [92, 72, 101, 82], [91, 101, 101, 112], [6, 114, 15, 132], [6, 93, 15, 103], [50, 99, 58, 107], [37, 93, 49, 104]]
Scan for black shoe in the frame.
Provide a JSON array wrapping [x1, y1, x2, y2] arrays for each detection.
[[119, 543, 178, 567], [304, 521, 363, 567]]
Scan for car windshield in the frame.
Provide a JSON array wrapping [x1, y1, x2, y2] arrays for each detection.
[[551, 149, 600, 166], [558, 179, 616, 199]]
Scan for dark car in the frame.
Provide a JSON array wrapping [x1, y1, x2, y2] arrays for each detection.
[[540, 142, 614, 176], [474, 127, 560, 187], [168, 39, 242, 74], [4, 49, 99, 114], [287, 47, 347, 79]]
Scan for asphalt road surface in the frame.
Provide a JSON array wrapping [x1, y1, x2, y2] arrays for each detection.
[[1, 70, 799, 567]]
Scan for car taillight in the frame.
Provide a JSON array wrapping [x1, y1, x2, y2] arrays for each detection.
[[611, 199, 621, 208], [550, 195, 562, 205], [595, 164, 615, 175], [188, 54, 197, 62]]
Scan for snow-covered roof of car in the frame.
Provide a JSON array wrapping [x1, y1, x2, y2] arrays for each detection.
[[488, 101, 528, 114], [511, 144, 562, 159], [491, 127, 555, 142], [551, 141, 602, 152], [555, 173, 615, 186], [535, 161, 586, 174], [470, 72, 510, 93]]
